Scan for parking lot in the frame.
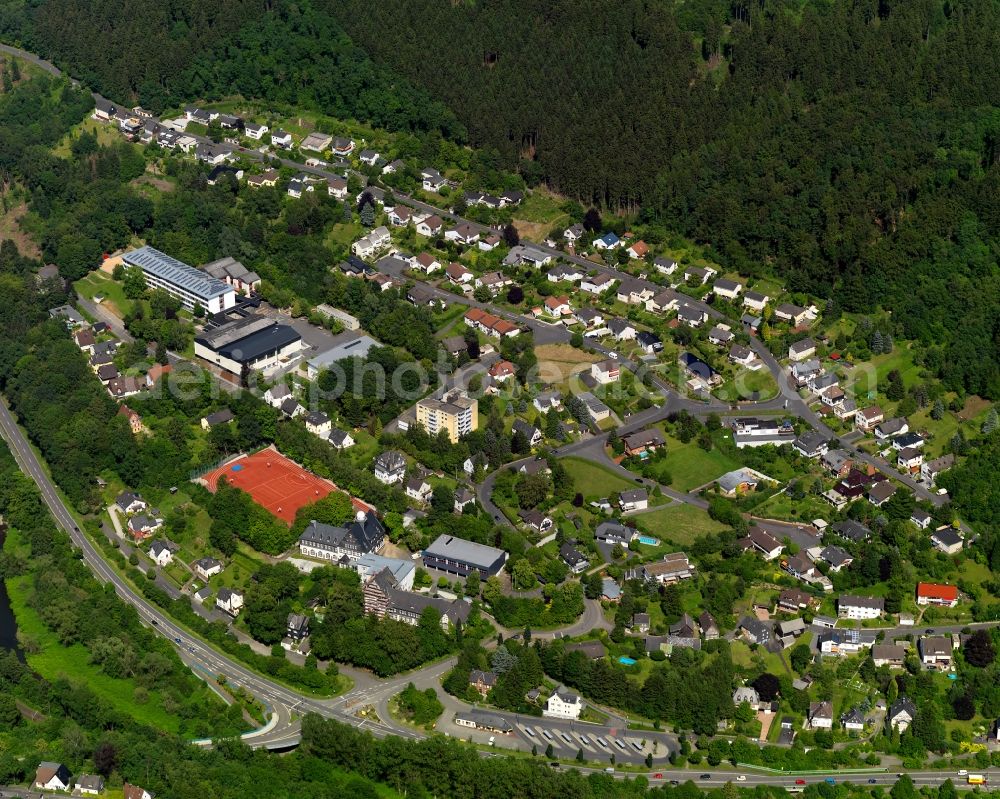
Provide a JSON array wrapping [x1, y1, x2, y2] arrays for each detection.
[[512, 721, 663, 765]]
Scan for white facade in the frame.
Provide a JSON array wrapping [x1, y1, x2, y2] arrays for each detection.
[[543, 689, 583, 719]]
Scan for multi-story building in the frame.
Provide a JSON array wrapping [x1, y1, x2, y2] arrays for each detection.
[[194, 315, 302, 376], [422, 534, 508, 578], [837, 595, 885, 620], [298, 512, 386, 562], [543, 687, 583, 719], [415, 389, 478, 443], [121, 246, 236, 313]]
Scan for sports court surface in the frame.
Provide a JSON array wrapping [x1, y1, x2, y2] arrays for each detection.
[[199, 447, 369, 525]]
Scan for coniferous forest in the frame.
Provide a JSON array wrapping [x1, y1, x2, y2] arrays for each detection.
[[1, 0, 997, 396]]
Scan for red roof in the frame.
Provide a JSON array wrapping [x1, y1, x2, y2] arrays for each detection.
[[916, 582, 958, 601]]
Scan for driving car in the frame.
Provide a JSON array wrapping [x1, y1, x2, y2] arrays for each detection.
[[825, 778, 836, 785], [737, 776, 747, 782], [652, 774, 663, 779], [868, 779, 878, 784], [700, 775, 711, 780], [795, 780, 806, 786]]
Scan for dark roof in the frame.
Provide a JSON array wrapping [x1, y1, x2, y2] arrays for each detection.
[[204, 408, 234, 426], [197, 323, 300, 363], [559, 542, 588, 567], [300, 514, 385, 554], [832, 519, 871, 541]]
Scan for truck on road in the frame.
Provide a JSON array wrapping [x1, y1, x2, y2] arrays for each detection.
[[967, 775, 986, 785]]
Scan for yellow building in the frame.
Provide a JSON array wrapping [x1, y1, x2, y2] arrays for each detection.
[[415, 390, 478, 443]]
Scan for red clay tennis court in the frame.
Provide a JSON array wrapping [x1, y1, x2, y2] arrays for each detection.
[[200, 447, 368, 525]]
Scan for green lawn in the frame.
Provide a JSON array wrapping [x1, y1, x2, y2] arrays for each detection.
[[326, 222, 364, 247], [6, 576, 187, 732], [714, 366, 779, 402], [52, 116, 123, 157], [75, 270, 134, 318], [845, 344, 922, 399], [658, 434, 740, 491], [633, 503, 728, 547], [561, 456, 636, 499], [754, 491, 832, 525]]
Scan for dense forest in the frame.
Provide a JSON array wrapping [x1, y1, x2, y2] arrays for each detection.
[[1, 0, 997, 395]]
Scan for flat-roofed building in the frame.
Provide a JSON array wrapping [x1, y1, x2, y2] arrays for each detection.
[[416, 389, 478, 443], [423, 534, 508, 577], [194, 315, 302, 375], [122, 246, 236, 313]]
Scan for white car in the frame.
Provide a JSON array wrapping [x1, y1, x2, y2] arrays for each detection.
[[737, 776, 747, 782]]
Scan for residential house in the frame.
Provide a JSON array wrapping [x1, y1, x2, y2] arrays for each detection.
[[622, 428, 666, 456], [35, 763, 72, 791], [871, 644, 907, 668], [773, 303, 809, 326], [518, 509, 553, 533], [683, 265, 715, 285], [670, 613, 698, 638], [201, 408, 234, 430], [632, 613, 651, 633], [108, 376, 144, 399], [874, 417, 909, 441], [382, 158, 405, 175], [592, 232, 620, 250], [782, 553, 815, 579], [819, 545, 853, 572], [921, 454, 955, 485], [733, 685, 761, 709], [445, 261, 473, 284], [738, 616, 771, 646], [560, 542, 590, 574], [542, 295, 572, 318], [897, 446, 923, 472], [115, 491, 147, 515], [636, 330, 663, 353], [911, 508, 932, 529], [421, 168, 446, 192], [352, 226, 392, 259], [832, 519, 872, 542], [547, 264, 583, 283], [446, 223, 480, 246], [868, 481, 898, 508], [837, 595, 884, 620], [788, 338, 817, 361], [149, 540, 178, 567], [707, 325, 734, 346], [793, 430, 830, 459], [653, 256, 678, 275], [359, 149, 380, 166], [489, 360, 516, 382], [841, 707, 866, 732], [287, 613, 310, 641], [930, 526, 964, 555], [118, 404, 145, 435], [893, 431, 926, 450], [543, 687, 583, 719], [194, 558, 223, 580], [624, 552, 695, 584], [215, 587, 244, 617], [304, 410, 332, 437], [616, 278, 655, 305], [573, 307, 605, 328], [405, 477, 433, 504], [563, 223, 585, 244], [579, 272, 615, 294], [818, 629, 874, 656], [676, 302, 707, 327], [821, 449, 853, 477], [699, 611, 720, 640], [738, 526, 784, 561], [778, 588, 816, 613], [919, 636, 953, 667], [76, 774, 105, 795], [533, 391, 562, 412], [713, 278, 742, 300], [729, 344, 756, 367], [512, 419, 543, 447], [373, 450, 407, 484], [591, 359, 620, 384], [127, 513, 162, 541], [595, 521, 635, 546], [626, 240, 649, 259], [743, 291, 769, 312], [608, 318, 637, 341], [807, 701, 834, 730], [855, 406, 885, 431], [791, 358, 823, 387], [645, 290, 678, 314], [387, 206, 412, 226], [916, 582, 958, 608], [717, 468, 762, 497], [618, 489, 648, 512], [247, 169, 279, 189], [469, 669, 498, 698], [416, 215, 444, 237], [454, 488, 476, 513], [888, 698, 917, 732]]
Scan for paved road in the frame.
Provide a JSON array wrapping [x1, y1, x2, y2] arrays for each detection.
[[0, 395, 423, 749]]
